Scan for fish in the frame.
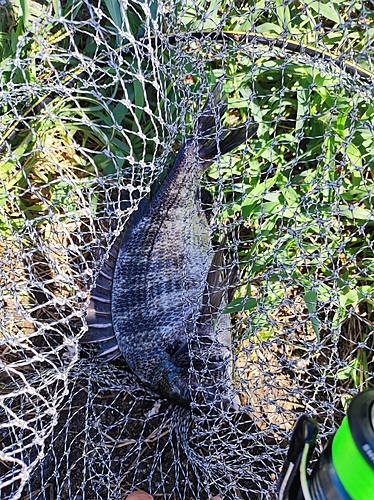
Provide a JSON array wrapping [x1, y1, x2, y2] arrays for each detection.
[[81, 83, 258, 408]]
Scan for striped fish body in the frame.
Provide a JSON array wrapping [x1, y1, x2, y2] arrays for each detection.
[[112, 141, 213, 406], [83, 84, 258, 407]]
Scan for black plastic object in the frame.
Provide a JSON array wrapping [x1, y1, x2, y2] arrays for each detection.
[[278, 415, 319, 500], [278, 389, 374, 500], [308, 440, 351, 500]]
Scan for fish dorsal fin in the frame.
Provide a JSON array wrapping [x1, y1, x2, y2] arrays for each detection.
[[81, 193, 149, 361]]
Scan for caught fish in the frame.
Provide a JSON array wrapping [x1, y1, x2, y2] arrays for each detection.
[[82, 83, 258, 408]]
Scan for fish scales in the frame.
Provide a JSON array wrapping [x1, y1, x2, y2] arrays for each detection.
[[112, 144, 213, 405], [82, 83, 258, 407]]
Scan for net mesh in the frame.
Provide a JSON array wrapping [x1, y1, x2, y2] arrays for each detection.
[[1, 0, 374, 498]]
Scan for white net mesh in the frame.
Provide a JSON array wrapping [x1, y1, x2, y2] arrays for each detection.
[[1, 0, 374, 498]]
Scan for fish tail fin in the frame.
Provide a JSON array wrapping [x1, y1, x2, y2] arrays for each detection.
[[196, 82, 228, 135], [200, 123, 258, 160], [196, 82, 258, 161]]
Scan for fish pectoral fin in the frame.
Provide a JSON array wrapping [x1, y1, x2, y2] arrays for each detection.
[[81, 294, 122, 362], [169, 341, 190, 368], [173, 342, 189, 356], [202, 268, 236, 317], [149, 357, 191, 407]]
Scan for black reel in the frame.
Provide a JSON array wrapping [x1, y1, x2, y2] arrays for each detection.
[[278, 389, 374, 500]]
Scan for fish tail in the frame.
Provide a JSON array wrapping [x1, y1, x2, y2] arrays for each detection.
[[195, 82, 228, 135], [196, 82, 258, 161]]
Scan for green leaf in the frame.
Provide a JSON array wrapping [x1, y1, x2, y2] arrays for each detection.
[[283, 185, 300, 207], [308, 1, 342, 24], [112, 102, 129, 124], [133, 79, 145, 124], [50, 182, 75, 209], [275, 0, 291, 28], [52, 0, 61, 16], [335, 112, 351, 138], [0, 191, 8, 206], [339, 188, 370, 202], [339, 206, 372, 220], [19, 0, 30, 30], [244, 177, 277, 199], [339, 288, 367, 308], [255, 23, 283, 34], [94, 153, 117, 175], [337, 359, 359, 381], [102, 0, 123, 29], [347, 143, 363, 187], [296, 87, 310, 134], [223, 297, 258, 313]]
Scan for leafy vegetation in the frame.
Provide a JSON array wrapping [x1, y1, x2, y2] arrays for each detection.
[[179, 0, 374, 389], [1, 0, 374, 389]]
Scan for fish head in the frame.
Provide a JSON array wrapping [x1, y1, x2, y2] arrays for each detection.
[[148, 351, 191, 408], [157, 364, 191, 408], [144, 332, 232, 409], [135, 320, 237, 410]]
